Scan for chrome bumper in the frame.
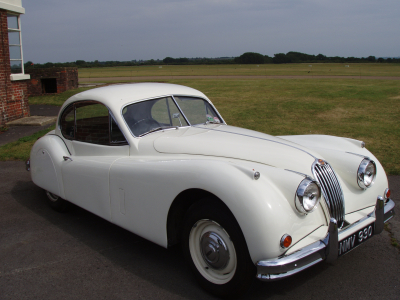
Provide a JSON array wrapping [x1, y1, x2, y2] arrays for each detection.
[[256, 196, 396, 281]]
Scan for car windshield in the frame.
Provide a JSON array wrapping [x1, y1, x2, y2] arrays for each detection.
[[122, 96, 223, 137]]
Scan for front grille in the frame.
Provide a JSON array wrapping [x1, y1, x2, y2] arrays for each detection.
[[313, 160, 345, 227]]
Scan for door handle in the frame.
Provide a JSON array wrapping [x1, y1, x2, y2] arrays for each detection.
[[63, 156, 73, 161]]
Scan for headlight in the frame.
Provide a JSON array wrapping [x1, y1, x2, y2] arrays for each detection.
[[357, 158, 376, 189], [295, 178, 321, 214]]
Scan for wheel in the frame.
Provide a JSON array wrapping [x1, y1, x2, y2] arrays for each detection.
[[46, 190, 70, 212], [182, 199, 255, 298]]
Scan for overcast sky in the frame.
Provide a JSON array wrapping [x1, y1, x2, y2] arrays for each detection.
[[20, 0, 400, 63]]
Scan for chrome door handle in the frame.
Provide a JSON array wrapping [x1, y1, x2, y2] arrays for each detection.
[[63, 156, 73, 161]]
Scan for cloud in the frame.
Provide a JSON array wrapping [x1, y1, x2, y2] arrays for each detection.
[[21, 0, 400, 63]]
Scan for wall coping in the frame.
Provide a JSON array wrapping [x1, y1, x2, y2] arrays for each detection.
[[0, 1, 25, 14], [10, 74, 30, 81]]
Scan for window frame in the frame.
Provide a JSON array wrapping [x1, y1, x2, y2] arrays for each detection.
[[7, 13, 25, 75], [60, 101, 129, 146]]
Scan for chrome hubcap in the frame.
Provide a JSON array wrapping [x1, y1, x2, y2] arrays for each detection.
[[46, 191, 59, 202], [200, 231, 230, 270], [189, 219, 237, 284]]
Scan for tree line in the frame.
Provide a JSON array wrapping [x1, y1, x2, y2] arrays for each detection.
[[234, 52, 400, 64], [24, 51, 400, 69]]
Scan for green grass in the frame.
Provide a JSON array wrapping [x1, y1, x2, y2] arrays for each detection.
[[4, 66, 400, 175], [78, 63, 400, 78], [165, 78, 400, 175], [28, 86, 97, 106], [0, 126, 55, 161]]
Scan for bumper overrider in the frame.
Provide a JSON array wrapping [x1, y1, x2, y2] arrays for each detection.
[[256, 196, 396, 281]]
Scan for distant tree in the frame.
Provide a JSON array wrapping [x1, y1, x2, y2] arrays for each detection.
[[43, 62, 54, 68], [272, 53, 290, 64], [386, 58, 393, 63], [235, 52, 265, 64], [24, 61, 34, 69], [377, 57, 384, 63], [163, 57, 175, 64], [367, 56, 376, 62], [75, 60, 86, 66], [316, 54, 326, 61], [264, 55, 273, 64]]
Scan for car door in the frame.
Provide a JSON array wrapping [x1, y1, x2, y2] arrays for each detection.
[[59, 101, 129, 221]]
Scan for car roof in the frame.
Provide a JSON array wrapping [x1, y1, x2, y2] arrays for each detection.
[[63, 83, 208, 111]]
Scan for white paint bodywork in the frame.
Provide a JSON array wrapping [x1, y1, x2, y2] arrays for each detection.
[[30, 83, 389, 264]]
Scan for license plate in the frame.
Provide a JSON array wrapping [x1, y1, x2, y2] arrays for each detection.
[[338, 223, 374, 256]]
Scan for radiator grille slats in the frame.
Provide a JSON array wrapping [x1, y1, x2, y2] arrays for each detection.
[[313, 161, 345, 226]]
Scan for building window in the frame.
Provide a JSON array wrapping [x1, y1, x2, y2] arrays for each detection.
[[7, 14, 24, 74]]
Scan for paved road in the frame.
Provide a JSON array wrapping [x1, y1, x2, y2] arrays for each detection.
[[0, 162, 399, 299], [0, 105, 60, 147]]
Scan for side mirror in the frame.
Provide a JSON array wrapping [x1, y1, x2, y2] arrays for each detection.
[[172, 113, 182, 126]]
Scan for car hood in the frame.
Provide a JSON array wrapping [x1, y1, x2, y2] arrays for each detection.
[[153, 125, 320, 175]]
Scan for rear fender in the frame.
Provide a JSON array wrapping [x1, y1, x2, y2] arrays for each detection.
[[30, 134, 70, 199]]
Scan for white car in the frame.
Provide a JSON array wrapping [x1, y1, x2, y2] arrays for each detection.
[[27, 83, 395, 297]]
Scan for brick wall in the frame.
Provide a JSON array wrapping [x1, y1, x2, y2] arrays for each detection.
[[26, 67, 78, 96], [0, 9, 30, 126]]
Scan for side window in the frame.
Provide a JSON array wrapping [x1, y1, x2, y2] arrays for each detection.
[[60, 101, 128, 145], [60, 104, 75, 139], [75, 102, 109, 145], [110, 114, 127, 144]]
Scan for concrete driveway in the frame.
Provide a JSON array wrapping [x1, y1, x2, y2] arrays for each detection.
[[0, 161, 399, 299]]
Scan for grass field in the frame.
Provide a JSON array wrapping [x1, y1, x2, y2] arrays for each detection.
[[2, 64, 399, 175], [164, 78, 399, 175], [78, 63, 400, 78]]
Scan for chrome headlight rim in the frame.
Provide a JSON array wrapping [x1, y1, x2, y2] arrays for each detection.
[[295, 178, 321, 214], [357, 158, 376, 189]]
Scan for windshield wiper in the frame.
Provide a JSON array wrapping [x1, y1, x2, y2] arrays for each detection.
[[139, 126, 178, 137]]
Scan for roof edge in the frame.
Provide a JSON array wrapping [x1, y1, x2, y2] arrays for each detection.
[[0, 2, 25, 14]]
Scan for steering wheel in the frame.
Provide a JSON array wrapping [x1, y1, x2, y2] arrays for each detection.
[[131, 119, 160, 136]]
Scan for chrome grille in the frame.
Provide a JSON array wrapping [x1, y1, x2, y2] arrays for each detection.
[[312, 160, 345, 227]]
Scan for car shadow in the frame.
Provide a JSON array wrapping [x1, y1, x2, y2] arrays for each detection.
[[9, 180, 346, 299]]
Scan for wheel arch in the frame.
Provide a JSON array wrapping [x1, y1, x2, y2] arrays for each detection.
[[167, 188, 235, 248]]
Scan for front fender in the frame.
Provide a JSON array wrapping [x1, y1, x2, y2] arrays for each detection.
[[109, 156, 327, 263]]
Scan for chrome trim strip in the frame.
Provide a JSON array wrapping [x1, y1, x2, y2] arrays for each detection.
[[284, 169, 309, 178], [257, 258, 323, 281], [171, 95, 191, 126], [312, 159, 345, 227], [256, 218, 337, 281], [256, 198, 395, 281], [345, 152, 369, 159]]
